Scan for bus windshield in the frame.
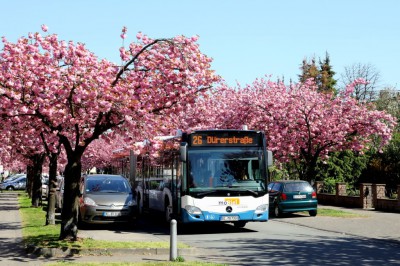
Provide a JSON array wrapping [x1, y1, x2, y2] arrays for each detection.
[[187, 147, 266, 194]]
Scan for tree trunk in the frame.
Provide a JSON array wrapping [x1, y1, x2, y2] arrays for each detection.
[[31, 154, 45, 208], [59, 155, 82, 240], [26, 165, 34, 198], [299, 147, 322, 183], [46, 153, 58, 225]]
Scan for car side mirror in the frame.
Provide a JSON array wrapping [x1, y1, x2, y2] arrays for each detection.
[[180, 142, 187, 162]]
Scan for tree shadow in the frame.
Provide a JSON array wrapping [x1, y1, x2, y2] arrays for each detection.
[[189, 233, 400, 265]]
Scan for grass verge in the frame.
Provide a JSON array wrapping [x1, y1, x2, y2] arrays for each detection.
[[317, 207, 368, 218]]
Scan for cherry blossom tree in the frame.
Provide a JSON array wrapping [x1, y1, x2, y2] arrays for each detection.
[[81, 134, 128, 174], [0, 92, 64, 224], [201, 78, 396, 182], [0, 25, 219, 240], [0, 120, 46, 205]]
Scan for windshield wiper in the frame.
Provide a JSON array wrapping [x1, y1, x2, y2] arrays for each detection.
[[196, 190, 218, 197], [196, 187, 259, 197]]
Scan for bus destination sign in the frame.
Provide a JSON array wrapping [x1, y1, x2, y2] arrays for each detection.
[[190, 132, 260, 147]]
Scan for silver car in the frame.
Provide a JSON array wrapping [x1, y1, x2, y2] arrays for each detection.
[[78, 174, 136, 225]]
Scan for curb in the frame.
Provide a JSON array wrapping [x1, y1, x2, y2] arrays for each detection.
[[26, 245, 200, 258]]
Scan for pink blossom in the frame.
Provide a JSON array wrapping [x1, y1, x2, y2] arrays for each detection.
[[41, 24, 48, 32]]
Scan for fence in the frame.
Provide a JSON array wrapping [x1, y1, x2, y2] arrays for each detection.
[[315, 182, 400, 212]]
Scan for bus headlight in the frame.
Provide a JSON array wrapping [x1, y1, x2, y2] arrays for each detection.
[[185, 205, 202, 215], [255, 204, 268, 214]]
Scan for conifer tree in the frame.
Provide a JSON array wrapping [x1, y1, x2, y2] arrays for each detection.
[[299, 52, 336, 94], [299, 57, 319, 84], [319, 52, 337, 94]]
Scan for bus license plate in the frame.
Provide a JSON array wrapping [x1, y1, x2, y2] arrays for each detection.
[[221, 216, 239, 221], [103, 212, 121, 217]]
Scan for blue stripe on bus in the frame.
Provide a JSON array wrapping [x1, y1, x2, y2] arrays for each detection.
[[181, 208, 268, 223]]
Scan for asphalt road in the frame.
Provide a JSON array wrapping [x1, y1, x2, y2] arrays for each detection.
[[177, 219, 400, 265]]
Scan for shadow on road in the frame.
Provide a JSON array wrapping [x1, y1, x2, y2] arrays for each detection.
[[190, 234, 400, 265]]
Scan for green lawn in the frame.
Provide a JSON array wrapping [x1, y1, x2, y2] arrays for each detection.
[[317, 207, 368, 218]]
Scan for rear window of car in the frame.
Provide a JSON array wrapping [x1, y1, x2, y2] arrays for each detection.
[[268, 182, 282, 192], [283, 182, 313, 192]]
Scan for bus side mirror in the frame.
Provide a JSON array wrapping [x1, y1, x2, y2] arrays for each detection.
[[267, 150, 273, 167], [180, 142, 187, 162]]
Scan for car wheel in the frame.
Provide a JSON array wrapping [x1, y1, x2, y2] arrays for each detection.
[[309, 210, 317, 217], [274, 204, 281, 217], [233, 221, 247, 228], [6, 186, 14, 191]]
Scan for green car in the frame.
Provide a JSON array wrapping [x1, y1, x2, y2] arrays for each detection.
[[268, 180, 318, 217]]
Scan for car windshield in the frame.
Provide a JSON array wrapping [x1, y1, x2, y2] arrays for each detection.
[[284, 182, 313, 193], [85, 177, 130, 193], [4, 174, 24, 182]]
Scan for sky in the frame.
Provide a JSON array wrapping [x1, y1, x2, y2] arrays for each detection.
[[1, 0, 399, 89]]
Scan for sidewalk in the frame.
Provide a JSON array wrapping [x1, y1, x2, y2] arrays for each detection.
[[0, 192, 399, 265], [0, 192, 32, 265]]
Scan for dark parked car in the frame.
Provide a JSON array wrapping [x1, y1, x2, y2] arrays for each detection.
[[268, 180, 318, 217], [78, 174, 136, 226]]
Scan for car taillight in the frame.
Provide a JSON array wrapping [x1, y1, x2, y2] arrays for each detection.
[[312, 191, 317, 199], [281, 193, 287, 201]]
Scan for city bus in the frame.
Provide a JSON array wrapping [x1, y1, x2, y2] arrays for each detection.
[[118, 129, 273, 228]]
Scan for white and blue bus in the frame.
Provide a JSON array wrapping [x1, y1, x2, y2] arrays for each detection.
[[127, 129, 273, 228]]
